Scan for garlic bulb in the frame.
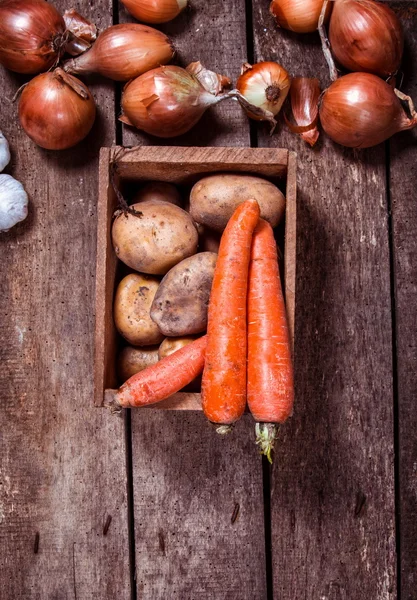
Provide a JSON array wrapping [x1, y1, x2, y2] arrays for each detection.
[[0, 131, 11, 172], [0, 174, 28, 231]]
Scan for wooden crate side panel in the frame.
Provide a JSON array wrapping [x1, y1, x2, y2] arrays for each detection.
[[95, 149, 120, 405], [285, 150, 297, 349], [113, 145, 289, 182]]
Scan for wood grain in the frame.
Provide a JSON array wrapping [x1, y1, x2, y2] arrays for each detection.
[[390, 6, 417, 598], [252, 3, 396, 598], [131, 412, 266, 600], [125, 2, 266, 597], [0, 1, 131, 598], [95, 148, 120, 405], [118, 0, 249, 147]]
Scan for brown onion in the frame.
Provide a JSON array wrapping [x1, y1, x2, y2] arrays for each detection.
[[319, 72, 417, 148], [63, 24, 174, 82], [329, 0, 403, 78], [19, 68, 96, 150], [270, 0, 331, 33], [236, 62, 291, 123], [285, 77, 321, 147], [120, 0, 187, 24], [0, 0, 67, 74], [120, 64, 232, 138]]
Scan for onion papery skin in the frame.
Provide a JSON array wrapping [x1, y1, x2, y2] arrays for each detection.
[[319, 72, 414, 148], [19, 70, 96, 150], [120, 0, 187, 24], [63, 24, 175, 82], [270, 0, 330, 34], [287, 77, 320, 147], [0, 0, 66, 74], [120, 66, 221, 138], [236, 62, 291, 121], [329, 0, 403, 78]]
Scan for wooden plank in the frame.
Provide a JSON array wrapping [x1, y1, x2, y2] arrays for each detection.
[[119, 0, 249, 147], [0, 1, 131, 597], [114, 145, 289, 180], [95, 148, 121, 405], [132, 412, 266, 599], [252, 3, 396, 598], [127, 2, 267, 597], [389, 5, 417, 596]]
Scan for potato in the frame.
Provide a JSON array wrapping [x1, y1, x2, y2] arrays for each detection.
[[158, 336, 199, 360], [150, 252, 217, 336], [114, 273, 164, 346], [159, 336, 201, 391], [112, 200, 198, 275], [117, 345, 159, 382], [133, 181, 182, 206], [184, 196, 204, 235], [200, 227, 221, 253], [190, 173, 286, 231]]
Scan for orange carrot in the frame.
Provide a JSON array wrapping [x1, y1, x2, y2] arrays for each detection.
[[111, 335, 207, 409], [247, 219, 294, 462], [202, 198, 260, 432]]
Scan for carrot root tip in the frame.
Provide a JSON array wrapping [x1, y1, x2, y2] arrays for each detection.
[[104, 390, 123, 414], [108, 401, 123, 415], [214, 424, 234, 435], [255, 423, 278, 464]]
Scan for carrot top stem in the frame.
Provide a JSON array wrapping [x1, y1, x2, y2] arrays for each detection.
[[255, 423, 278, 464]]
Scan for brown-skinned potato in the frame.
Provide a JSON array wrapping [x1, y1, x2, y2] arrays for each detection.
[[190, 173, 286, 232], [158, 336, 202, 391], [200, 227, 221, 253], [158, 336, 199, 360], [133, 181, 182, 206], [150, 252, 217, 336], [112, 200, 198, 275], [114, 273, 164, 346], [117, 345, 160, 382]]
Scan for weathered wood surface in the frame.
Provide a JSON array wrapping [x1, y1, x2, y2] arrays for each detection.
[[119, 0, 249, 148], [125, 2, 267, 597], [252, 4, 396, 599], [0, 1, 131, 598], [1, 0, 414, 597], [390, 6, 417, 599]]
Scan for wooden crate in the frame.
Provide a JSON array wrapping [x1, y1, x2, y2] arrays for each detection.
[[95, 146, 297, 408]]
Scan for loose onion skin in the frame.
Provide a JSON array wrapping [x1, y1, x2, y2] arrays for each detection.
[[236, 62, 291, 121], [329, 0, 403, 78], [120, 0, 187, 24], [63, 24, 175, 82], [0, 0, 66, 74], [120, 65, 229, 138], [319, 72, 417, 148], [19, 68, 96, 150], [270, 0, 331, 33], [285, 77, 321, 147]]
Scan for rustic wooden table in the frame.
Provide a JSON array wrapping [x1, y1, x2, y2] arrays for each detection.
[[1, 1, 416, 598]]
